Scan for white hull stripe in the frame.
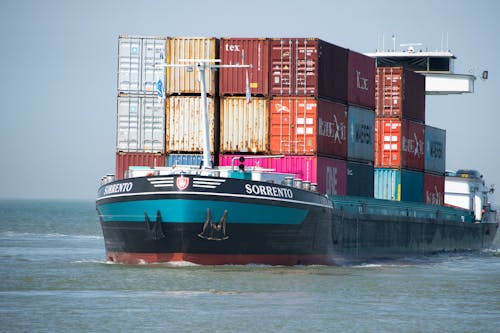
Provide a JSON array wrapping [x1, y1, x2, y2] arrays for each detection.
[[96, 190, 333, 209]]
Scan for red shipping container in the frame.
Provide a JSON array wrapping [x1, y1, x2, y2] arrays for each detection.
[[219, 38, 270, 96], [219, 154, 347, 196], [115, 152, 165, 180], [270, 97, 347, 157], [375, 67, 425, 123], [424, 173, 445, 205], [270, 38, 347, 101], [347, 50, 375, 109], [374, 118, 425, 170]]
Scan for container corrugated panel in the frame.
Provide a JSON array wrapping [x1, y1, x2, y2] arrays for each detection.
[[375, 67, 425, 123], [270, 38, 348, 101], [347, 161, 374, 197], [219, 154, 347, 196], [166, 37, 218, 95], [424, 173, 445, 205], [270, 97, 348, 157], [374, 168, 424, 202], [165, 96, 216, 153], [219, 38, 270, 96], [116, 95, 165, 153], [347, 50, 375, 109], [220, 96, 269, 153], [166, 154, 203, 167], [425, 125, 446, 174], [118, 36, 167, 95], [115, 152, 165, 180], [374, 118, 425, 170], [347, 106, 375, 162]]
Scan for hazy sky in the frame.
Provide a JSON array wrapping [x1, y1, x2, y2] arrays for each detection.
[[1, 0, 499, 205]]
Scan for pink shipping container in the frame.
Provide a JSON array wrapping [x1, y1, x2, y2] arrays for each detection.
[[115, 152, 165, 180], [375, 67, 425, 123], [165, 96, 216, 153], [270, 97, 348, 157], [220, 96, 269, 153], [424, 173, 445, 205], [374, 118, 425, 171], [347, 50, 376, 109], [166, 37, 218, 95], [270, 38, 348, 101], [219, 154, 347, 196], [219, 38, 270, 96]]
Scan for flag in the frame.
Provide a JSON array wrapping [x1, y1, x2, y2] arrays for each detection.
[[245, 68, 251, 104]]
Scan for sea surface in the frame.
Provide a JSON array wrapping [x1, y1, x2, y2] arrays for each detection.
[[1, 199, 499, 333]]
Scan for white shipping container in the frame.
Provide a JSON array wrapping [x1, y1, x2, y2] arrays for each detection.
[[116, 96, 165, 153], [118, 35, 167, 94], [166, 96, 216, 153], [220, 97, 269, 153], [167, 37, 218, 95]]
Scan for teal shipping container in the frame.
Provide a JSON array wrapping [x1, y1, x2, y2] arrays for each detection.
[[374, 168, 424, 202], [424, 125, 446, 174], [347, 105, 375, 162]]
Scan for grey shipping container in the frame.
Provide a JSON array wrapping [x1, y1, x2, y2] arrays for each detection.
[[118, 35, 167, 95], [347, 161, 374, 197], [116, 95, 165, 153], [425, 125, 446, 174], [347, 105, 375, 162]]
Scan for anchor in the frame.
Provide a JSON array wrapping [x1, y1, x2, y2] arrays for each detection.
[[198, 208, 229, 241], [144, 210, 166, 240]]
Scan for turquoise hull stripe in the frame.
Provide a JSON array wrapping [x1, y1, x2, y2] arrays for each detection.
[[98, 199, 308, 225]]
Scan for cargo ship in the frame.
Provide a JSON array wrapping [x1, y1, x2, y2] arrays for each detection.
[[96, 36, 498, 265]]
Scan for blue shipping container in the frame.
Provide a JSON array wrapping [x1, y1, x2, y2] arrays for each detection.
[[374, 168, 424, 202], [347, 161, 374, 197], [166, 154, 204, 167], [347, 105, 375, 162]]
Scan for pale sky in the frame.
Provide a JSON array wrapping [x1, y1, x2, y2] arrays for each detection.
[[1, 0, 499, 205]]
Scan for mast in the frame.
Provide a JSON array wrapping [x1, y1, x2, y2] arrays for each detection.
[[158, 57, 251, 169]]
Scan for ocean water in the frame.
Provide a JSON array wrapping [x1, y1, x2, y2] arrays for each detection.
[[1, 199, 499, 333]]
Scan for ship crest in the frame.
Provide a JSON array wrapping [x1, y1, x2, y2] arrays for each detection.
[[176, 176, 190, 190]]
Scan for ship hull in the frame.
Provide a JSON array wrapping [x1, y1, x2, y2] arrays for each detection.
[[96, 174, 498, 265]]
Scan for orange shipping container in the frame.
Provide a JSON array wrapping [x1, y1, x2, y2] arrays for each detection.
[[270, 97, 347, 157], [374, 118, 425, 170]]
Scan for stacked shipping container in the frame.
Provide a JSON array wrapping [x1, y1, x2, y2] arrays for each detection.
[[116, 36, 168, 179], [113, 35, 446, 205], [217, 38, 376, 197], [345, 50, 376, 197], [374, 66, 446, 203]]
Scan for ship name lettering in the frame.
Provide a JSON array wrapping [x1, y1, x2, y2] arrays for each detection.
[[245, 184, 293, 199], [104, 182, 133, 195]]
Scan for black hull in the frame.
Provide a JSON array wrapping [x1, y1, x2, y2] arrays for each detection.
[[96, 174, 498, 265]]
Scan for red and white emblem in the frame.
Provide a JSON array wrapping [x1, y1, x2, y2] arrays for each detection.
[[176, 176, 189, 190]]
